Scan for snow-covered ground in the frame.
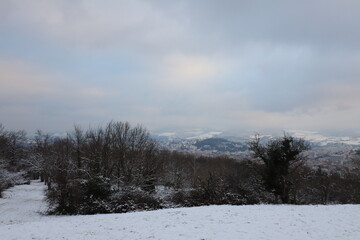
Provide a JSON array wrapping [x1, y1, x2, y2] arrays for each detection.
[[1, 181, 360, 240], [0, 180, 47, 225]]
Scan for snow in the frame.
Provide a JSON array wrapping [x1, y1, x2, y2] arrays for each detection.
[[0, 180, 47, 225], [287, 130, 360, 146], [186, 131, 223, 140], [1, 181, 360, 240]]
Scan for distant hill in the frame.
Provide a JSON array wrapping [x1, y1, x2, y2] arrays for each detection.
[[153, 131, 360, 165], [194, 138, 248, 152]]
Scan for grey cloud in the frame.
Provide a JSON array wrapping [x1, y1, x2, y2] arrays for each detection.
[[2, 0, 359, 54], [1, 0, 360, 134], [181, 0, 360, 51]]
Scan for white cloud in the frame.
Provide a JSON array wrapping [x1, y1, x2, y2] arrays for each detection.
[[158, 54, 221, 90], [0, 60, 57, 97], [0, 59, 110, 100], [0, 59, 114, 132]]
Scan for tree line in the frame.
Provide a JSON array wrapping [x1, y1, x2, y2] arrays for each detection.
[[1, 122, 360, 214]]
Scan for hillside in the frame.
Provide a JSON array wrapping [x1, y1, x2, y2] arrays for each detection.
[[194, 137, 248, 152], [0, 181, 359, 240]]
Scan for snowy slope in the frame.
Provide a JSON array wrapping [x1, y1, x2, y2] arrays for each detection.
[[1, 182, 360, 240], [0, 180, 47, 225]]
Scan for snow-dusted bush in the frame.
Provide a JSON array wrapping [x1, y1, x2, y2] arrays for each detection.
[[0, 166, 28, 197], [109, 187, 163, 213], [0, 124, 30, 197]]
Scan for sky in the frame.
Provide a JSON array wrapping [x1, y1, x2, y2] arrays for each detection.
[[1, 0, 360, 136]]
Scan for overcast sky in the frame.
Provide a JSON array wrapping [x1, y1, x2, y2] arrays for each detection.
[[1, 0, 360, 136]]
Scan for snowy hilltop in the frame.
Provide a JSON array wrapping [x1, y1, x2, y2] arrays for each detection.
[[0, 181, 360, 240]]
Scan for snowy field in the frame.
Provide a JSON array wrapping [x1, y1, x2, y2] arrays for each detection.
[[0, 181, 359, 240]]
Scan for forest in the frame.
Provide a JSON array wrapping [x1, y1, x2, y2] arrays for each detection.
[[1, 121, 360, 215]]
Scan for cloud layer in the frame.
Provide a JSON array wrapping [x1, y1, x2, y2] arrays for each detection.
[[0, 0, 359, 135]]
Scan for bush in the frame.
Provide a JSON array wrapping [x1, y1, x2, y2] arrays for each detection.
[[82, 176, 112, 201], [0, 167, 27, 197], [109, 188, 163, 213]]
